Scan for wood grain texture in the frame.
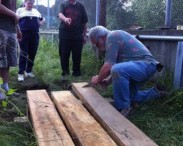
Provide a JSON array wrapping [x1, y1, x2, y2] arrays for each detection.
[[27, 90, 75, 146], [52, 91, 117, 146], [72, 82, 158, 146]]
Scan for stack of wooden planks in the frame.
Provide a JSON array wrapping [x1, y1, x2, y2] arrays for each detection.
[[27, 82, 158, 146]]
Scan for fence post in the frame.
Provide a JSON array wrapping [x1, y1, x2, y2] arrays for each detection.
[[173, 42, 183, 89], [47, 0, 50, 29], [165, 0, 172, 28], [96, 0, 100, 26]]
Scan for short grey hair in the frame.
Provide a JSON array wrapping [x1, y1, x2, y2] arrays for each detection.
[[88, 26, 109, 41], [24, 0, 35, 2]]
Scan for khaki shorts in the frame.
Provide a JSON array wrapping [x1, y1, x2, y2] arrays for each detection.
[[0, 29, 17, 68]]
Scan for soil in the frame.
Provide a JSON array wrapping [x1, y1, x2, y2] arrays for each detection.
[[0, 77, 72, 123]]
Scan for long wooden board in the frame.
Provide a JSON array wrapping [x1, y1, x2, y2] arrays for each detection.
[[27, 90, 75, 146], [52, 91, 117, 146], [72, 82, 158, 146]]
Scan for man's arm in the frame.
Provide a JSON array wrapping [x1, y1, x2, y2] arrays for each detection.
[[58, 12, 71, 25], [101, 75, 112, 86], [0, 0, 18, 23], [91, 62, 113, 85], [15, 24, 22, 40]]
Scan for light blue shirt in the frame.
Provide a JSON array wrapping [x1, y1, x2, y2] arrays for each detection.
[[105, 30, 158, 64]]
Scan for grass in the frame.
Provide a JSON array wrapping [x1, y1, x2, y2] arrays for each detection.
[[128, 70, 183, 145], [0, 38, 183, 146], [130, 91, 183, 146], [0, 122, 35, 146]]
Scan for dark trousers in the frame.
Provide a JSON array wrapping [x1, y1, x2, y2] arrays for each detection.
[[59, 38, 83, 76], [18, 32, 39, 74]]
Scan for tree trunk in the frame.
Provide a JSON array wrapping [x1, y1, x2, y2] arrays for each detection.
[[99, 0, 107, 27]]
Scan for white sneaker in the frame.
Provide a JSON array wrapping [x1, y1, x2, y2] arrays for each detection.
[[26, 72, 35, 78], [18, 74, 24, 82]]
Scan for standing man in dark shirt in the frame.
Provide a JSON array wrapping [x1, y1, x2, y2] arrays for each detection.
[[58, 0, 88, 77], [0, 0, 22, 99]]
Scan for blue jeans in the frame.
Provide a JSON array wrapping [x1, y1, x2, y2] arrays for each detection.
[[111, 61, 159, 111]]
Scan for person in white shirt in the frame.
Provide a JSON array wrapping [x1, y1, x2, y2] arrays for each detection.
[[16, 0, 45, 81]]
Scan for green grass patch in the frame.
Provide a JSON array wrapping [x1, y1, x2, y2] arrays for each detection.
[[0, 122, 35, 146]]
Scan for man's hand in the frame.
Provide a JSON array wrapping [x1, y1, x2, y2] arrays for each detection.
[[99, 75, 112, 88], [91, 75, 99, 85], [15, 25, 22, 41], [100, 79, 109, 88], [58, 13, 71, 25], [64, 18, 72, 25]]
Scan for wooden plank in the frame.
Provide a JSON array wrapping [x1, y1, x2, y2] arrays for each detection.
[[51, 91, 117, 146], [72, 82, 158, 146], [27, 90, 75, 146]]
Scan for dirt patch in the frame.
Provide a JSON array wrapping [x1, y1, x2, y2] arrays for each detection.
[[0, 78, 50, 122], [53, 79, 72, 90], [0, 77, 74, 123], [15, 78, 49, 91]]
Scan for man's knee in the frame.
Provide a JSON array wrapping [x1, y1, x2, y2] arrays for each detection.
[[111, 65, 121, 79]]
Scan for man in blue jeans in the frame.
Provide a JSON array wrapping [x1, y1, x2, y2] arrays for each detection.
[[88, 26, 164, 117]]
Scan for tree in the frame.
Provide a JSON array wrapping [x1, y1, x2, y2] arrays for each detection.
[[132, 0, 165, 29], [78, 0, 96, 27], [171, 0, 183, 27], [106, 0, 135, 29], [99, 0, 107, 27], [17, 0, 23, 8]]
